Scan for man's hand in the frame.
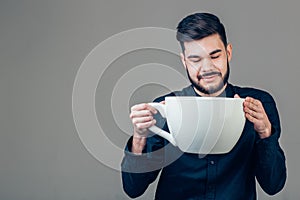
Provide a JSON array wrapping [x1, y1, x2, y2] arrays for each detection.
[[234, 94, 272, 138], [129, 103, 158, 154]]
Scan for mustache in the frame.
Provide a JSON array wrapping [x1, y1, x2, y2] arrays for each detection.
[[197, 71, 222, 79]]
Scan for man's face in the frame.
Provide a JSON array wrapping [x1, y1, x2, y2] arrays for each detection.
[[180, 34, 232, 96]]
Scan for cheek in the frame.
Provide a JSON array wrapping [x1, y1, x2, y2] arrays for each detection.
[[187, 67, 200, 79], [187, 65, 198, 74], [213, 59, 227, 71]]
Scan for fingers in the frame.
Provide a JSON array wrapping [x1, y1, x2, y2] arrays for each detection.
[[234, 94, 240, 98], [132, 115, 153, 124], [132, 115, 156, 129], [131, 103, 157, 115], [130, 103, 158, 135], [130, 110, 154, 119], [245, 112, 260, 124], [244, 97, 263, 114], [242, 96, 272, 138], [234, 94, 260, 120], [135, 120, 156, 130], [160, 100, 166, 104]]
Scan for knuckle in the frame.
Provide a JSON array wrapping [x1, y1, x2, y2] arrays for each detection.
[[136, 123, 142, 129], [129, 112, 134, 118], [145, 110, 151, 115], [130, 105, 137, 111], [256, 100, 262, 107], [248, 114, 252, 119], [256, 100, 261, 105], [130, 111, 137, 118], [146, 121, 153, 127], [132, 118, 137, 124]]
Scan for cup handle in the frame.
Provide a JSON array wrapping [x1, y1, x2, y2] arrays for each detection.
[[148, 103, 177, 146]]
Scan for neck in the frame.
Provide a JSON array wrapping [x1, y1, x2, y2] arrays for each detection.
[[193, 83, 227, 97]]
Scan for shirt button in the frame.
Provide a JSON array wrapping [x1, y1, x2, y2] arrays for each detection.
[[210, 160, 215, 165]]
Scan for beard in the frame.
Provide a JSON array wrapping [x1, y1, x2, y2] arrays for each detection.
[[186, 61, 230, 95]]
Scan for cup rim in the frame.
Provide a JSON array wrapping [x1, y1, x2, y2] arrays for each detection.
[[165, 96, 245, 101]]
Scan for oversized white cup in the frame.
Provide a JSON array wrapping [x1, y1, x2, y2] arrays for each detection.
[[148, 97, 246, 154]]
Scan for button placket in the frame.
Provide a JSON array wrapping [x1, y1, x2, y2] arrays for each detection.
[[206, 159, 217, 199]]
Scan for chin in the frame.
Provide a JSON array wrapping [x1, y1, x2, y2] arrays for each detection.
[[202, 82, 220, 90]]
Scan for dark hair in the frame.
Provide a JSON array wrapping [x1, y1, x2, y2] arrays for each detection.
[[176, 13, 227, 52]]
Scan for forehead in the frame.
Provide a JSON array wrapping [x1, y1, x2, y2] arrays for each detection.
[[183, 34, 225, 56]]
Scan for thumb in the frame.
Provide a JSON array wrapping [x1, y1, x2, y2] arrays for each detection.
[[234, 94, 240, 98], [160, 100, 166, 104]]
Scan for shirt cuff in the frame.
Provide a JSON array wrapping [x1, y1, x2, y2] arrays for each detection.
[[255, 128, 280, 167], [122, 137, 164, 173]]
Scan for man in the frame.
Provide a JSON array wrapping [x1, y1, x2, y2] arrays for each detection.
[[121, 13, 286, 199]]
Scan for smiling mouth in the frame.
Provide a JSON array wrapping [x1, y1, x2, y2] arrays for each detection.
[[198, 72, 221, 80]]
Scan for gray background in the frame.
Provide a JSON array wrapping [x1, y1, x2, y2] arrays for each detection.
[[1, 0, 299, 199]]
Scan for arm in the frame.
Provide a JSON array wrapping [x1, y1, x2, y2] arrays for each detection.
[[241, 94, 287, 195], [121, 102, 166, 198]]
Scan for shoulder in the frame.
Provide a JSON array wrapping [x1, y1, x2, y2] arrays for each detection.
[[153, 85, 195, 103], [231, 84, 275, 103]]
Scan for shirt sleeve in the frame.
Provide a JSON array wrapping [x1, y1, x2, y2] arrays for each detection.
[[121, 137, 163, 198], [255, 94, 287, 195]]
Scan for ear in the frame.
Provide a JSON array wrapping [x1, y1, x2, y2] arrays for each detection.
[[226, 43, 233, 62], [180, 52, 187, 70]]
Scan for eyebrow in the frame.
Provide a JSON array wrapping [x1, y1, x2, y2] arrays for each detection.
[[209, 49, 222, 55], [187, 49, 222, 59]]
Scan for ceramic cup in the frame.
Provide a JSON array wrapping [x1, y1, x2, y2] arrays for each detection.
[[148, 96, 245, 154]]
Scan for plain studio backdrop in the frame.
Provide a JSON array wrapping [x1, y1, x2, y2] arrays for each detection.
[[1, 0, 299, 199]]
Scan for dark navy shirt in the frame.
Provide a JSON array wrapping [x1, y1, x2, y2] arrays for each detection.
[[121, 84, 286, 200]]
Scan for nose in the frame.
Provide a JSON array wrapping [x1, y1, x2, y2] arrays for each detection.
[[200, 57, 215, 72]]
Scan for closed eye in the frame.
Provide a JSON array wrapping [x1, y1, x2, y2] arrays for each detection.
[[209, 49, 222, 59], [190, 59, 201, 63], [211, 55, 220, 59]]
